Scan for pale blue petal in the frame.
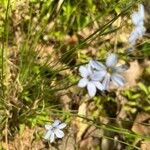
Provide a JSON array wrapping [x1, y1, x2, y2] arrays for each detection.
[[50, 132, 55, 143], [102, 74, 111, 90], [89, 60, 106, 71], [52, 120, 61, 127], [139, 4, 144, 20], [136, 26, 145, 37], [78, 78, 88, 87], [129, 26, 145, 45], [137, 21, 144, 27], [131, 12, 140, 26], [131, 4, 144, 27], [44, 130, 52, 140], [45, 124, 52, 130], [111, 73, 125, 87], [93, 81, 104, 91], [87, 63, 93, 74], [54, 129, 64, 138], [131, 4, 144, 26], [79, 66, 89, 78], [87, 82, 96, 97], [128, 30, 138, 45], [57, 123, 67, 129], [106, 53, 118, 67], [91, 70, 106, 81]]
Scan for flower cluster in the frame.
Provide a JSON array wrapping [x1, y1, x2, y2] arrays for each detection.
[[128, 4, 145, 45], [43, 4, 144, 145], [78, 53, 127, 97], [44, 120, 66, 143]]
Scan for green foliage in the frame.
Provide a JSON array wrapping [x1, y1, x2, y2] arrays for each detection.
[[141, 42, 150, 56], [122, 82, 150, 113]]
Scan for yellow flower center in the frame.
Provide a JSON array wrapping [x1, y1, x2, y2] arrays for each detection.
[[107, 67, 113, 74]]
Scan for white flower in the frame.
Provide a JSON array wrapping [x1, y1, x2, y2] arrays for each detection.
[[44, 120, 66, 143], [90, 53, 127, 90], [78, 63, 104, 97], [129, 4, 145, 45]]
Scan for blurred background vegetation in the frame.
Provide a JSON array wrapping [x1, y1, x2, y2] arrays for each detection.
[[0, 0, 150, 149]]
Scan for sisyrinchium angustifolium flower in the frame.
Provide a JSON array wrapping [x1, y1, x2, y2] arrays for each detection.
[[78, 63, 104, 97], [44, 120, 66, 143], [128, 4, 145, 45], [90, 53, 127, 90], [78, 53, 128, 97]]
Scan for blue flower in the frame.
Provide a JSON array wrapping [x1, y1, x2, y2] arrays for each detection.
[[90, 53, 127, 90], [78, 63, 104, 97], [44, 120, 66, 143], [129, 4, 145, 45]]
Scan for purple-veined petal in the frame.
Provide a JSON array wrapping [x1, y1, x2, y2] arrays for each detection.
[[79, 66, 89, 78], [57, 123, 67, 129], [102, 73, 111, 90], [93, 81, 104, 91], [87, 82, 96, 97], [45, 124, 52, 130], [44, 130, 52, 140], [111, 73, 125, 87], [106, 53, 118, 67], [52, 120, 61, 127], [90, 70, 106, 81], [54, 129, 64, 138], [50, 132, 55, 143], [78, 78, 88, 87], [89, 60, 106, 71]]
